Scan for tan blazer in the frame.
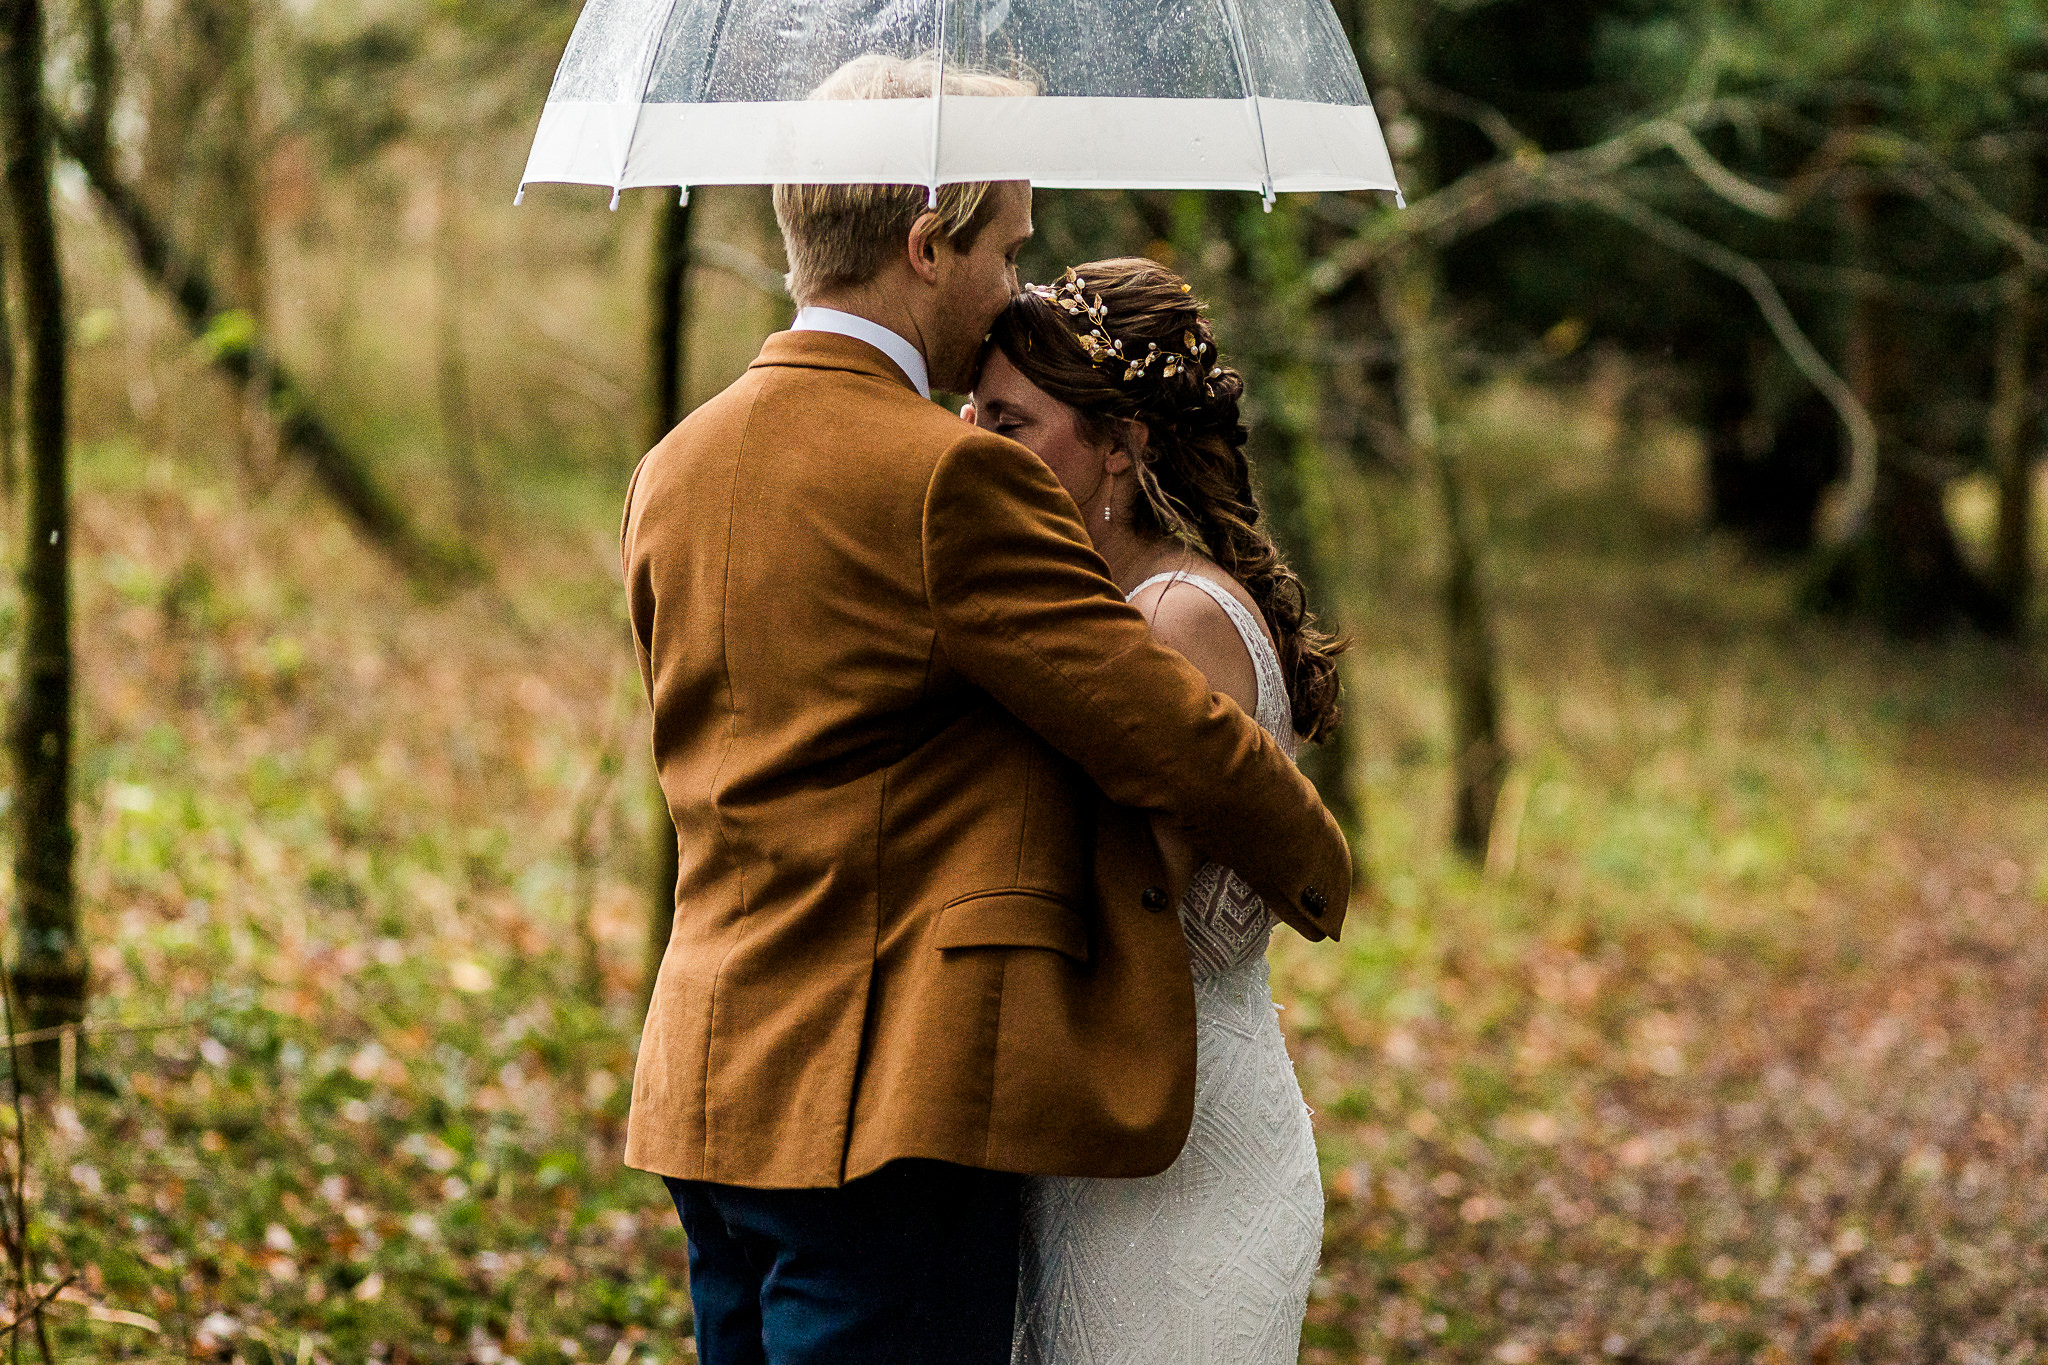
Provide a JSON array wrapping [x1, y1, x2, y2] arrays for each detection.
[[622, 330, 1350, 1190]]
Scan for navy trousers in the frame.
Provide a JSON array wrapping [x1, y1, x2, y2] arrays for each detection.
[[663, 1160, 1022, 1365]]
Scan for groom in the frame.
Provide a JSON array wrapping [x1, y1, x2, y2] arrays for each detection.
[[621, 57, 1352, 1365]]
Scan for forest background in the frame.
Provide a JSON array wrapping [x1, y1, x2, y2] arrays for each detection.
[[0, 0, 2045, 1361]]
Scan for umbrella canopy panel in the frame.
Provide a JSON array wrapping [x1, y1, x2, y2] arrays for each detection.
[[523, 0, 1398, 200]]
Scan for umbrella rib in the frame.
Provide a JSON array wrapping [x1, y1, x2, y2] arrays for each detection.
[[927, 0, 951, 207], [614, 0, 690, 209], [1215, 0, 1276, 208]]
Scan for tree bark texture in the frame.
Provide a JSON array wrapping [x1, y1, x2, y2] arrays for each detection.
[[1262, 425, 1364, 846], [1203, 195, 1367, 848], [79, 0, 116, 157], [1381, 254, 1505, 857], [1831, 179, 1996, 637], [1988, 281, 2039, 638], [0, 220, 17, 500], [1365, 0, 1508, 859], [215, 0, 277, 477], [55, 121, 472, 582], [2, 0, 86, 1071], [435, 163, 482, 538], [642, 191, 693, 1013]]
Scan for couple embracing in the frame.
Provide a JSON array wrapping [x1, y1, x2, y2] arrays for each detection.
[[621, 77, 1354, 1365]]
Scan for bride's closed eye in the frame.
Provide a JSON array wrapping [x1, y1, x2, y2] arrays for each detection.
[[969, 401, 1024, 437]]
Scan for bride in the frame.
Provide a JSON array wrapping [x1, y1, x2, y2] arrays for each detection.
[[969, 257, 1346, 1365]]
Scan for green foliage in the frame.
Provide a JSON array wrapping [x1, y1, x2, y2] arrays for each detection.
[[196, 308, 258, 364], [1696, 0, 2048, 133]]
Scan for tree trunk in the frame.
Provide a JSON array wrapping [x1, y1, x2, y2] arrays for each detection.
[[1264, 423, 1365, 847], [80, 0, 115, 156], [1380, 253, 1506, 857], [1988, 283, 2039, 638], [0, 222, 16, 500], [1364, 0, 1509, 860], [648, 192, 695, 455], [435, 162, 483, 538], [642, 780, 678, 1016], [641, 191, 693, 1015], [1827, 176, 1993, 637], [211, 0, 276, 478], [55, 120, 474, 582], [1206, 195, 1366, 847], [2, 0, 86, 1076]]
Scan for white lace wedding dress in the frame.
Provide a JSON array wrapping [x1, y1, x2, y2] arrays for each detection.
[[1012, 571, 1323, 1365]]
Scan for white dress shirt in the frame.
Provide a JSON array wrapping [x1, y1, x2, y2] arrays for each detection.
[[791, 306, 931, 399]]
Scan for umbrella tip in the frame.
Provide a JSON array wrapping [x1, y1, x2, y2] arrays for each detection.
[[609, 187, 622, 212], [679, 186, 691, 207], [1260, 185, 1276, 213], [1395, 189, 1407, 210], [513, 186, 526, 207]]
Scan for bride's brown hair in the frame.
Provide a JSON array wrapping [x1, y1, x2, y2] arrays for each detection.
[[987, 257, 1346, 743]]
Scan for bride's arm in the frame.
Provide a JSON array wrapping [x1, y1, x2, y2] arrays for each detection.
[[1128, 578, 1262, 905]]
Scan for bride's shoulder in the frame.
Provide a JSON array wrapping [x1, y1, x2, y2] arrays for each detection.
[[1129, 564, 1259, 715], [1131, 561, 1268, 642]]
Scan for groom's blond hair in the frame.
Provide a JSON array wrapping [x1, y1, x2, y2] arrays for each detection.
[[774, 56, 1035, 306]]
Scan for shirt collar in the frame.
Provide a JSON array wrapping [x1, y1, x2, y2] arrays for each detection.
[[791, 307, 931, 399]]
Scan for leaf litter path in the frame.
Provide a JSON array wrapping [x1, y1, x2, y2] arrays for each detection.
[[1281, 580, 2048, 1362]]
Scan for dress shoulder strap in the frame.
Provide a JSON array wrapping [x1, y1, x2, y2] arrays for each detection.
[[1127, 571, 1295, 753]]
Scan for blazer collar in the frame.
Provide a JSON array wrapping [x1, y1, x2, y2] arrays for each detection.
[[750, 329, 927, 397]]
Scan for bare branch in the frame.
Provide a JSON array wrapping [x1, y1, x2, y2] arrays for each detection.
[[1878, 161, 2048, 275], [1322, 99, 1777, 282], [0, 1277, 74, 1346], [1556, 183, 1878, 546], [1404, 78, 1537, 158], [1761, 259, 2008, 311], [1656, 122, 1789, 220], [1735, 103, 2048, 272]]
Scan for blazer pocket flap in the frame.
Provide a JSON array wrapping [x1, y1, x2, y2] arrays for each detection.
[[934, 892, 1088, 964]]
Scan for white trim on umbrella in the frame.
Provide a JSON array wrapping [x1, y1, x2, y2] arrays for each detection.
[[520, 96, 1399, 196]]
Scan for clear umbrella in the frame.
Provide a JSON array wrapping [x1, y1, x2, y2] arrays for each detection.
[[518, 0, 1401, 209]]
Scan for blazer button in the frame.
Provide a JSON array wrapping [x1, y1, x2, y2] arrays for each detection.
[[1141, 886, 1171, 912], [1301, 885, 1328, 916]]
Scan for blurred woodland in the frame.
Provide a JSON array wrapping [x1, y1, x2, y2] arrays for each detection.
[[0, 0, 2043, 1360]]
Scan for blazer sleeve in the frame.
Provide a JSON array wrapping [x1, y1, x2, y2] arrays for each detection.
[[922, 428, 1351, 941]]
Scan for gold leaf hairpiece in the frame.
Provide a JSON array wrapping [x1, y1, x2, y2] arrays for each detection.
[[1026, 269, 1216, 397]]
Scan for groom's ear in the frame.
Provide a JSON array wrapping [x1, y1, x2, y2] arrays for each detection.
[[906, 211, 946, 285]]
